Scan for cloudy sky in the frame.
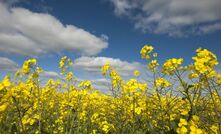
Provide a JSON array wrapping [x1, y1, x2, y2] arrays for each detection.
[[0, 0, 221, 90]]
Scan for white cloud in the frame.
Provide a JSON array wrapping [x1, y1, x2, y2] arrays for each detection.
[[73, 56, 143, 76], [92, 78, 110, 85], [40, 71, 60, 79], [110, 0, 221, 36], [91, 78, 111, 92], [0, 2, 108, 56], [0, 57, 19, 72], [198, 22, 221, 34]]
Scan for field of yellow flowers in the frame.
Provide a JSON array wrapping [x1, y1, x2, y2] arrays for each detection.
[[0, 45, 221, 134]]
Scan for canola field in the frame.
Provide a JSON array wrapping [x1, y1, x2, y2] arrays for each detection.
[[0, 45, 221, 134]]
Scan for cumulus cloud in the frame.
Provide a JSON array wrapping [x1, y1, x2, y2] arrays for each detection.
[[198, 22, 221, 34], [0, 2, 108, 56], [40, 71, 60, 79], [92, 78, 110, 85], [0, 57, 19, 72], [110, 0, 221, 36], [91, 78, 111, 92], [73, 56, 143, 76]]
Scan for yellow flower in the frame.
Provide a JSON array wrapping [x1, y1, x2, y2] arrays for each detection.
[[110, 69, 122, 89], [135, 107, 142, 115], [177, 126, 188, 134], [66, 72, 74, 80], [170, 114, 176, 121], [101, 62, 110, 75], [0, 83, 3, 91], [188, 73, 199, 79], [59, 56, 72, 74], [79, 111, 87, 121], [15, 71, 20, 77], [29, 118, 36, 125], [2, 75, 11, 87], [148, 59, 159, 71], [192, 48, 218, 75], [0, 104, 7, 112], [153, 53, 158, 57], [90, 130, 97, 134], [59, 56, 67, 69], [133, 70, 140, 77], [210, 125, 218, 134], [180, 109, 188, 116], [217, 74, 221, 85], [138, 83, 148, 91], [140, 45, 154, 60], [125, 79, 138, 93], [102, 124, 109, 133], [37, 67, 43, 74], [192, 115, 200, 122], [46, 79, 55, 85], [190, 126, 203, 134], [162, 58, 183, 75], [29, 59, 37, 65], [78, 80, 92, 88], [178, 118, 188, 127], [67, 58, 73, 66], [22, 58, 37, 75], [101, 121, 110, 133], [155, 78, 172, 88]]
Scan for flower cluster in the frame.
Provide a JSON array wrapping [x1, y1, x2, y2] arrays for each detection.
[[140, 45, 154, 60], [192, 48, 218, 74], [155, 78, 172, 88], [78, 80, 92, 89], [148, 59, 159, 72], [101, 62, 110, 75], [177, 116, 203, 134], [162, 58, 183, 75], [189, 48, 219, 80], [59, 56, 73, 74], [21, 59, 37, 75]]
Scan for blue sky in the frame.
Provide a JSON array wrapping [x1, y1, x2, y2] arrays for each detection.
[[0, 0, 221, 87]]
